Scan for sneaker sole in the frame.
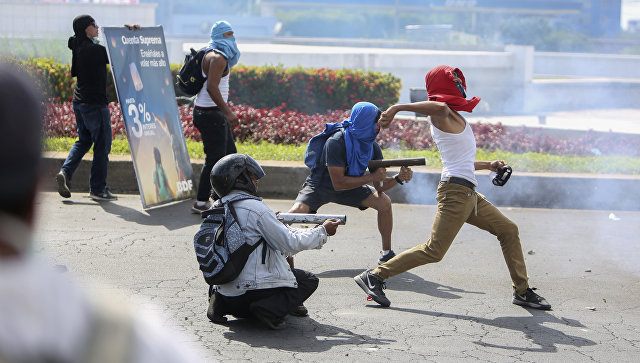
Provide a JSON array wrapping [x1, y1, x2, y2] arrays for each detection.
[[289, 305, 308, 317], [56, 174, 71, 198], [512, 298, 551, 310], [354, 275, 391, 307], [89, 195, 118, 202]]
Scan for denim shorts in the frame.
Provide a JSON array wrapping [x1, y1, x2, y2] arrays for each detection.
[[294, 182, 375, 212]]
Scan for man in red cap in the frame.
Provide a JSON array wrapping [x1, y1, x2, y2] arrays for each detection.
[[354, 65, 551, 311]]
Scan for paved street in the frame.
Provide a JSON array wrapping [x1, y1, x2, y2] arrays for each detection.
[[33, 192, 640, 362]]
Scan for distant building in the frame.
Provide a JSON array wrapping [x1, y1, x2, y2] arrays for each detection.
[[259, 0, 622, 39], [139, 0, 277, 38]]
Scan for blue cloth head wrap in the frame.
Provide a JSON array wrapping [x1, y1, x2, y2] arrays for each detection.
[[342, 102, 381, 176], [208, 20, 240, 68]]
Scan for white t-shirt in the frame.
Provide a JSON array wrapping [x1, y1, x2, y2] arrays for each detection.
[[431, 120, 478, 186], [194, 49, 230, 108]]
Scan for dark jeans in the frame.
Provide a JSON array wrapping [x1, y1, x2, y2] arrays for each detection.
[[61, 102, 112, 193], [192, 108, 237, 201], [215, 269, 319, 322]]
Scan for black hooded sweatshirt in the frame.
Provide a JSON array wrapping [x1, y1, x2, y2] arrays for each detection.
[[68, 15, 109, 105]]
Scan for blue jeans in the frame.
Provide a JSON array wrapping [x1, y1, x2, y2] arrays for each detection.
[[61, 102, 112, 193]]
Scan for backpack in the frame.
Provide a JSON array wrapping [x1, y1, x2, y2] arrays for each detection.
[[304, 123, 343, 173], [176, 47, 208, 96], [193, 194, 265, 285]]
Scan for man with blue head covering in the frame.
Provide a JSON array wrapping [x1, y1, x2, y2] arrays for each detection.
[[191, 20, 242, 214], [287, 102, 413, 314]]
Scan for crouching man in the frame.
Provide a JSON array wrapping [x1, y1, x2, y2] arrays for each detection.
[[201, 153, 341, 329]]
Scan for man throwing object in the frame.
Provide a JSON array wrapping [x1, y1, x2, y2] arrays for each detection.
[[354, 66, 551, 311]]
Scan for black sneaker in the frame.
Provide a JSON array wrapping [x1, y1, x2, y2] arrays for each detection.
[[56, 171, 71, 198], [252, 308, 286, 330], [378, 250, 396, 265], [89, 187, 118, 201], [354, 270, 390, 307], [289, 304, 308, 317], [191, 201, 212, 214], [206, 291, 228, 324], [512, 287, 551, 310]]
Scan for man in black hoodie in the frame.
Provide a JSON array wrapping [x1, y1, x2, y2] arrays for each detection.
[[56, 14, 117, 201]]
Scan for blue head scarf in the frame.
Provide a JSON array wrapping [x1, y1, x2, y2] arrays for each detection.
[[342, 102, 381, 176], [208, 20, 240, 68]]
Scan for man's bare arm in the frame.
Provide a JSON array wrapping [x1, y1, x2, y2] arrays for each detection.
[[327, 166, 386, 191], [475, 160, 506, 171], [379, 101, 449, 127], [204, 52, 238, 126]]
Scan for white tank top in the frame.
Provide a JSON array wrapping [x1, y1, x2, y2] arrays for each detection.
[[431, 120, 478, 186], [194, 50, 230, 108]]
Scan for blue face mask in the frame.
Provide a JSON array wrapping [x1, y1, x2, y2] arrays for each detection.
[[208, 21, 240, 68], [342, 102, 381, 176]]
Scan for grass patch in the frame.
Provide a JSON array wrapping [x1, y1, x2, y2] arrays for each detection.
[[43, 137, 640, 175]]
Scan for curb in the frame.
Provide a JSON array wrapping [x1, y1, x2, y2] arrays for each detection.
[[42, 153, 640, 211]]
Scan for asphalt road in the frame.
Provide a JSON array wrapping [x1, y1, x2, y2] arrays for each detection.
[[33, 192, 640, 362]]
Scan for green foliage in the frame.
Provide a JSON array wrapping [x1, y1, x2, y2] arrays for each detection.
[[0, 37, 71, 63], [274, 8, 466, 39], [1, 56, 118, 102], [499, 17, 590, 52], [43, 136, 130, 155], [1, 56, 76, 101], [42, 138, 640, 175], [8, 56, 400, 114], [621, 45, 640, 55], [229, 64, 401, 113]]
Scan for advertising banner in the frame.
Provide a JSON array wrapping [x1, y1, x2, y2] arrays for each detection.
[[103, 26, 195, 208]]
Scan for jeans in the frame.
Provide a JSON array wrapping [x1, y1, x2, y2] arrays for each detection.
[[215, 269, 319, 322], [61, 102, 112, 193], [373, 181, 529, 295], [192, 108, 237, 201]]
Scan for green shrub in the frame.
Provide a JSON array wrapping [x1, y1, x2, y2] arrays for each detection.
[[2, 57, 76, 101], [228, 64, 401, 113], [1, 56, 118, 103], [4, 56, 400, 113]]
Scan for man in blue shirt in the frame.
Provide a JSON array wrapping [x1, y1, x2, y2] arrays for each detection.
[[288, 102, 413, 266]]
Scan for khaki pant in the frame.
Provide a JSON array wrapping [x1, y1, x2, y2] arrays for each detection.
[[373, 182, 529, 295]]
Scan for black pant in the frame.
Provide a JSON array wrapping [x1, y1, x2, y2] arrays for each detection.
[[215, 269, 319, 322], [192, 107, 237, 201]]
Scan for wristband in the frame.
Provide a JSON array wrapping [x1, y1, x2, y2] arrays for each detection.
[[394, 175, 404, 185]]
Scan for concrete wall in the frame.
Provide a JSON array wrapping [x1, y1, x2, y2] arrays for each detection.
[[534, 52, 640, 78], [523, 79, 640, 113], [176, 41, 530, 114], [0, 2, 156, 38], [174, 41, 640, 114]]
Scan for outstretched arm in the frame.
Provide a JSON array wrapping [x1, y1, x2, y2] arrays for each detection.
[[379, 101, 449, 128], [475, 160, 506, 171], [327, 165, 386, 191]]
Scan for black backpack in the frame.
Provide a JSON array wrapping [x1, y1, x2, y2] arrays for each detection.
[[176, 47, 208, 96]]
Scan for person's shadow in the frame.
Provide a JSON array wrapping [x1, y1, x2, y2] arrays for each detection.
[[61, 198, 199, 230], [222, 317, 394, 352], [388, 306, 595, 353], [317, 268, 484, 299], [317, 269, 595, 352]]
